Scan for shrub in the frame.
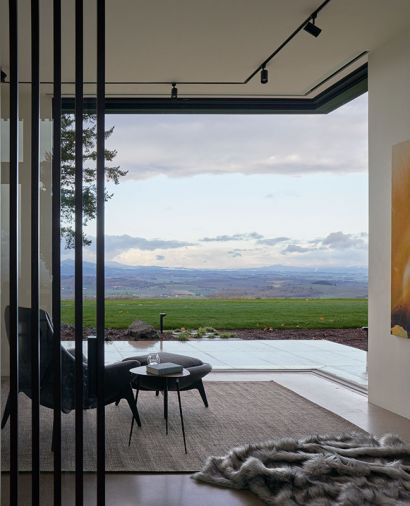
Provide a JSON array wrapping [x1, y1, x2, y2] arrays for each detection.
[[196, 327, 207, 338], [177, 330, 191, 341], [219, 332, 235, 339]]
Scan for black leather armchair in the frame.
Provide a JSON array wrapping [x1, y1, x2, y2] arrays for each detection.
[[1, 307, 141, 447]]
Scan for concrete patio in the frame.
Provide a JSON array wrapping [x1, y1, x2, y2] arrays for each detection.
[[65, 339, 368, 391]]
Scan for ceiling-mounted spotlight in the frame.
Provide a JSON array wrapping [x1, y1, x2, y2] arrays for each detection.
[[260, 66, 268, 84], [304, 14, 322, 38], [171, 82, 178, 99]]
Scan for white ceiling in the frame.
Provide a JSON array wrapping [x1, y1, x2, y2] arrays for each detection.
[[1, 0, 410, 99]]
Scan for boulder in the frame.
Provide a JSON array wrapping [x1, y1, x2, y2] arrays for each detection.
[[128, 320, 159, 340]]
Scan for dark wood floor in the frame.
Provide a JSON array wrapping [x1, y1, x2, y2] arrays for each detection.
[[1, 473, 263, 506]]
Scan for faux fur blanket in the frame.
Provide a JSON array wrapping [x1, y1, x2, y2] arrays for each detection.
[[193, 433, 410, 505]]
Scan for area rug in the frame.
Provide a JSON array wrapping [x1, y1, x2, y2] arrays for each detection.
[[1, 381, 363, 472], [193, 433, 410, 505]]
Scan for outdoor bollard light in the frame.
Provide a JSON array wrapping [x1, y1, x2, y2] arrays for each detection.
[[160, 313, 167, 334]]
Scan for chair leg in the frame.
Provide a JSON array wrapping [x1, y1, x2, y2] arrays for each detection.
[[1, 393, 11, 429], [125, 386, 141, 428], [197, 380, 209, 407]]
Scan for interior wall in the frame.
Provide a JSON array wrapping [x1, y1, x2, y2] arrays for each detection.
[[368, 27, 410, 418]]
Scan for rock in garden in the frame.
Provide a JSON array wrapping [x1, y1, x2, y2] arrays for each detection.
[[128, 320, 159, 340]]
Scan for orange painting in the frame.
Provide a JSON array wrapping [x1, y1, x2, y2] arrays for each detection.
[[391, 139, 410, 337]]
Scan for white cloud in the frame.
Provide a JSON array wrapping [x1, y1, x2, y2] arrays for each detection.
[[200, 232, 264, 242], [321, 231, 367, 250], [66, 229, 368, 269], [102, 234, 192, 255], [257, 237, 290, 246], [106, 95, 368, 181], [282, 244, 312, 254], [282, 231, 368, 257], [62, 234, 194, 262]]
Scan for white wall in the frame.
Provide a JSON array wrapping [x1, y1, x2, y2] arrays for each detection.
[[368, 27, 410, 418]]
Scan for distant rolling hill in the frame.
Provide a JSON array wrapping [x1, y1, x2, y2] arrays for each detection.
[[60, 260, 368, 299]]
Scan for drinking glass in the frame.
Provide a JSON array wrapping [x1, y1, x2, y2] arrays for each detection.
[[147, 353, 160, 365]]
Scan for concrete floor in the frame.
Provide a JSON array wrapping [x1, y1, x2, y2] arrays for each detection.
[[3, 369, 410, 506]]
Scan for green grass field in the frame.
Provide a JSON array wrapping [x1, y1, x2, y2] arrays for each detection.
[[61, 298, 368, 330]]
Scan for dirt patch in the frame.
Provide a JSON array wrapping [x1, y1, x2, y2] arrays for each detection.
[[233, 328, 368, 351], [61, 325, 367, 351]]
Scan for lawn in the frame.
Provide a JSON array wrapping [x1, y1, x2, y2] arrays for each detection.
[[61, 298, 368, 330]]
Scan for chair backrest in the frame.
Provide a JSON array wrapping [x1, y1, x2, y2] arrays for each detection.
[[4, 306, 86, 412], [5, 306, 54, 394]]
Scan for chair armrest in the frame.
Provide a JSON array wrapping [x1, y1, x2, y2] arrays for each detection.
[[104, 360, 140, 404]]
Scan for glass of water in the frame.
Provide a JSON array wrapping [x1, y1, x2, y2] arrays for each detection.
[[147, 353, 160, 365]]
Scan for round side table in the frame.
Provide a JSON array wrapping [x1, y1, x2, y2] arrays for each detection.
[[129, 366, 190, 453]]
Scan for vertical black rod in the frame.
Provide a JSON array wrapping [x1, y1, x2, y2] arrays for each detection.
[[9, 1, 19, 504], [75, 0, 84, 503], [52, 0, 62, 503], [31, 0, 40, 503], [96, 0, 106, 503]]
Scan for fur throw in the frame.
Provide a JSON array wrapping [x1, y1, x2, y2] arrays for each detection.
[[192, 433, 410, 505]]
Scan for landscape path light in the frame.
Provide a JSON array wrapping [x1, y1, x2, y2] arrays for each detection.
[[160, 313, 167, 335]]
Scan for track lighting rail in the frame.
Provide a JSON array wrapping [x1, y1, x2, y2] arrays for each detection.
[[246, 0, 331, 84]]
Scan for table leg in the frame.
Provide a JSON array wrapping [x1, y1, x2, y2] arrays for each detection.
[[176, 379, 187, 454], [128, 377, 140, 446], [164, 377, 169, 435]]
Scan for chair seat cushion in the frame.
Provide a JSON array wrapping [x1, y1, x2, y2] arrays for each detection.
[[123, 352, 203, 368]]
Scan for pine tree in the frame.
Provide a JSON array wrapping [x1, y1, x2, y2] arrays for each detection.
[[60, 113, 127, 248]]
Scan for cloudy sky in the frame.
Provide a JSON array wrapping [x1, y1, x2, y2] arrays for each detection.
[[79, 93, 368, 269]]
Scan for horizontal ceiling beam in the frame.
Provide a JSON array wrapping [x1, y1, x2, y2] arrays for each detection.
[[62, 63, 367, 115]]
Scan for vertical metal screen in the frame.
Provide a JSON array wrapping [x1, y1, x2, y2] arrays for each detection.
[[74, 0, 85, 502], [6, 1, 106, 504], [96, 0, 106, 502], [30, 0, 41, 504], [8, 0, 19, 502], [52, 0, 62, 503]]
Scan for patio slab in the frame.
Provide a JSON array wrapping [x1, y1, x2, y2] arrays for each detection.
[[63, 339, 367, 389]]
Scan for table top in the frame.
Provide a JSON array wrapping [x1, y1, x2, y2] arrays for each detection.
[[130, 365, 190, 378]]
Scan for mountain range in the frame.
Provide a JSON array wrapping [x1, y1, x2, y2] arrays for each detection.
[[60, 260, 368, 299]]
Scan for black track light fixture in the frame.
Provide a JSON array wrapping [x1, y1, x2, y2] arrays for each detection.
[[260, 66, 268, 84], [171, 82, 178, 99], [304, 13, 322, 38]]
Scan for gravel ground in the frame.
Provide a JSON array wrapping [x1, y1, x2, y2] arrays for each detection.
[[61, 326, 368, 351]]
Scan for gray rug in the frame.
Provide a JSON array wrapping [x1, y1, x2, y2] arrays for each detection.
[[193, 433, 410, 505], [1, 381, 362, 472]]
